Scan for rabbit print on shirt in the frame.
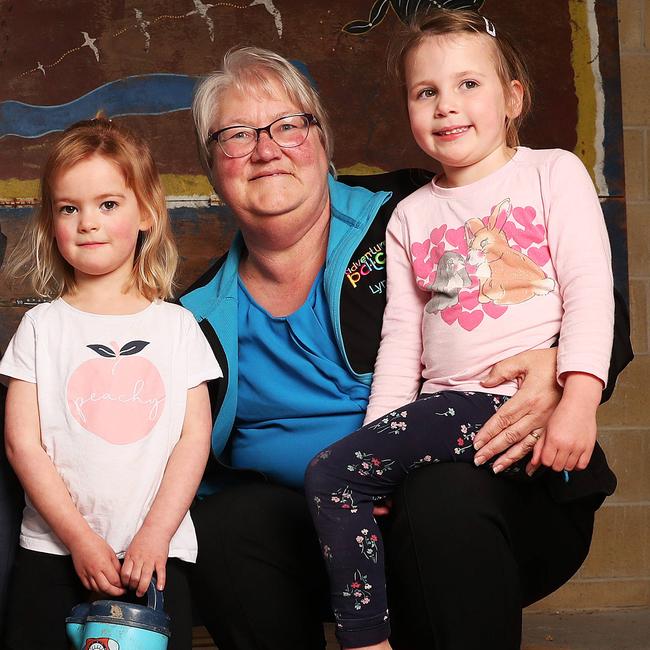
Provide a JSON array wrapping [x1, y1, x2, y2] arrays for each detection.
[[464, 198, 555, 305]]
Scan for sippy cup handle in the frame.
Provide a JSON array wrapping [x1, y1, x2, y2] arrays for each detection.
[[146, 577, 165, 612]]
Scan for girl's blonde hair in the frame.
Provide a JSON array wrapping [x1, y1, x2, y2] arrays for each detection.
[[193, 46, 334, 185], [5, 117, 178, 300], [389, 10, 532, 148]]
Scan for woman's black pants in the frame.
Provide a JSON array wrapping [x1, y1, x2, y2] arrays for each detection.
[[190, 463, 598, 650]]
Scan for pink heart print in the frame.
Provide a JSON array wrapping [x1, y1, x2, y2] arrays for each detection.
[[441, 302, 462, 325], [458, 309, 484, 331], [444, 227, 468, 255], [412, 237, 448, 280], [430, 225, 447, 244], [413, 257, 434, 280], [500, 206, 545, 249], [512, 205, 537, 228], [459, 289, 479, 311], [429, 242, 446, 266], [411, 240, 435, 279], [482, 302, 507, 319], [503, 222, 546, 249], [527, 245, 551, 267], [411, 240, 430, 260]]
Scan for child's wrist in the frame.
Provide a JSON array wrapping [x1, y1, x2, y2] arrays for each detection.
[[561, 372, 602, 405], [64, 526, 97, 553], [138, 519, 174, 541]]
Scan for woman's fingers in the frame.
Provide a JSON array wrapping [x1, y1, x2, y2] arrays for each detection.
[[474, 413, 538, 465], [480, 354, 527, 388], [475, 348, 560, 459], [473, 393, 542, 454], [474, 389, 560, 467], [474, 400, 530, 449], [525, 431, 545, 475], [489, 429, 542, 474]]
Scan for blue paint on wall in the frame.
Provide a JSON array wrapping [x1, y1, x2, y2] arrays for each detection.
[[0, 60, 314, 141], [0, 74, 198, 139]]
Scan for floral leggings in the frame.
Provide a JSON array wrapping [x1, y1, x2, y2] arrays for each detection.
[[304, 390, 510, 648]]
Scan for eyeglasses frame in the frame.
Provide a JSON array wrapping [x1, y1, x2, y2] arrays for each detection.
[[207, 112, 320, 158]]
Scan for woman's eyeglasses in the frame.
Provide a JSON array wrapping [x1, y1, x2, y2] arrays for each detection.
[[208, 113, 320, 158]]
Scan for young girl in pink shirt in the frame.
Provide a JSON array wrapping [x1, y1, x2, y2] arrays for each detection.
[[305, 10, 614, 650]]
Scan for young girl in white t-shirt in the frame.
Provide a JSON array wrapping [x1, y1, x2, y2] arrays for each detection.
[[1, 117, 221, 650]]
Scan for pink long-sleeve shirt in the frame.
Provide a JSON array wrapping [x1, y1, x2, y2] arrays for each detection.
[[365, 147, 614, 424]]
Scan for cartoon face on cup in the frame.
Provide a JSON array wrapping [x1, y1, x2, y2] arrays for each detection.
[[85, 639, 119, 650]]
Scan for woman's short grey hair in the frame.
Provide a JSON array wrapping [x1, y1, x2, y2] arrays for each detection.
[[193, 46, 334, 183]]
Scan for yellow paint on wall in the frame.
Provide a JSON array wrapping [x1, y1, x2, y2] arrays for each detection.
[[160, 174, 213, 196], [0, 179, 40, 201], [569, 0, 597, 184], [336, 163, 386, 176], [0, 174, 215, 201]]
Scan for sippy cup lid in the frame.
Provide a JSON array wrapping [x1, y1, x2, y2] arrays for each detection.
[[68, 579, 171, 637], [66, 602, 91, 625], [86, 599, 171, 636]]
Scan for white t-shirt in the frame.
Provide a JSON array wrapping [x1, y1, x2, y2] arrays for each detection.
[[0, 298, 222, 562]]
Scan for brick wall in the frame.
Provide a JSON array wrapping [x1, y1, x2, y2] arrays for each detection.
[[529, 0, 650, 612]]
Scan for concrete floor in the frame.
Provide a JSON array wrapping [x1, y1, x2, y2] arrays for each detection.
[[193, 608, 650, 648], [522, 609, 650, 650]]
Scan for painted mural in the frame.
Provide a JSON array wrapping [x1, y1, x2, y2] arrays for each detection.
[[343, 0, 485, 34], [0, 0, 627, 350]]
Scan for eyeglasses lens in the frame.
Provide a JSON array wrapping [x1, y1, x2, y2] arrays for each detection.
[[218, 114, 311, 157]]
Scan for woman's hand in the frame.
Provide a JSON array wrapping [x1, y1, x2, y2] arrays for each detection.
[[472, 348, 561, 473]]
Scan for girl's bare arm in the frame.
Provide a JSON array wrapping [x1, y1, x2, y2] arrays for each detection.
[[121, 382, 212, 596], [5, 378, 124, 595]]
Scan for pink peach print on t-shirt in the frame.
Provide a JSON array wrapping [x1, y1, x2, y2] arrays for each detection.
[[66, 340, 165, 444]]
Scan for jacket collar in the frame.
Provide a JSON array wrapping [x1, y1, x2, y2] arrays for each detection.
[[181, 175, 391, 318], [180, 232, 244, 319]]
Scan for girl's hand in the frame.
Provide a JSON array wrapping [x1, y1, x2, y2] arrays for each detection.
[[526, 402, 596, 475], [472, 348, 561, 472], [69, 531, 125, 597], [526, 373, 601, 475], [121, 524, 170, 597]]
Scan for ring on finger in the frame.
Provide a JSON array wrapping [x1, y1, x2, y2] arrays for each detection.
[[529, 430, 541, 441]]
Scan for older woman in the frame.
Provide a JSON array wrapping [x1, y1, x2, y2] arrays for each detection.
[[181, 47, 631, 650]]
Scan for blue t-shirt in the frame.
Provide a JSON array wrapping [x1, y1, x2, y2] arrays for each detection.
[[232, 268, 370, 488]]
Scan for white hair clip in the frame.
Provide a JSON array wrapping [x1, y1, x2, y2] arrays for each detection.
[[483, 16, 496, 37]]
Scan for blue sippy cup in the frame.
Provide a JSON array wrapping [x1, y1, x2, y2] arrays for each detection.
[[66, 579, 170, 650]]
